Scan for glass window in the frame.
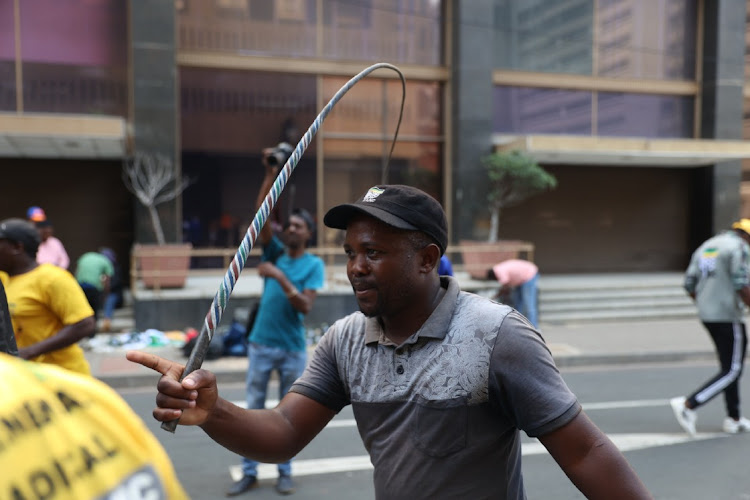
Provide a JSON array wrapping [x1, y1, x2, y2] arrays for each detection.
[[596, 92, 693, 138], [18, 0, 127, 115], [180, 68, 318, 154], [321, 140, 443, 246], [494, 0, 594, 75], [494, 0, 698, 80], [493, 86, 593, 135], [596, 0, 697, 79], [0, 0, 15, 112], [321, 76, 442, 137], [178, 0, 443, 65], [178, 1, 318, 58]]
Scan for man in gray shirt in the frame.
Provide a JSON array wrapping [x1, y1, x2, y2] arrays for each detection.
[[129, 185, 650, 499], [672, 219, 750, 435]]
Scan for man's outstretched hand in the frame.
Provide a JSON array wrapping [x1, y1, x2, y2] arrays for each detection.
[[126, 350, 219, 426]]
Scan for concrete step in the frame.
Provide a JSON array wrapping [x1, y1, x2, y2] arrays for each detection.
[[541, 306, 697, 324], [541, 288, 687, 303], [536, 273, 695, 324], [540, 295, 693, 313]]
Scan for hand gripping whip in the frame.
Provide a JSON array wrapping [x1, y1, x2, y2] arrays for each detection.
[[162, 62, 406, 432]]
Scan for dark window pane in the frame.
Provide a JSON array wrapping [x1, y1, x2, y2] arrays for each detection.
[[495, 0, 594, 75], [0, 0, 15, 111], [597, 92, 693, 138], [18, 0, 127, 115], [180, 68, 318, 155], [0, 0, 16, 111], [493, 86, 593, 135], [178, 0, 442, 64], [597, 0, 697, 80]]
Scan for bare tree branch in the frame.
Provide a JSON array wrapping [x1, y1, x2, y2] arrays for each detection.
[[123, 152, 193, 245]]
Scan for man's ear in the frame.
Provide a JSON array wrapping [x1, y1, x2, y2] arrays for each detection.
[[419, 243, 441, 274]]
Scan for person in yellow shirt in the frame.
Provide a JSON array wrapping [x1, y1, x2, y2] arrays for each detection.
[[0, 218, 95, 374], [0, 351, 189, 499]]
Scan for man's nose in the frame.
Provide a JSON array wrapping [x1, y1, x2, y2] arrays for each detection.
[[348, 253, 369, 275]]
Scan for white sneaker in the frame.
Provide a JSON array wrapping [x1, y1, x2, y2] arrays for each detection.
[[723, 416, 750, 434], [670, 397, 697, 436]]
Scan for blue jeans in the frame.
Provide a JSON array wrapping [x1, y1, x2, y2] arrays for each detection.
[[512, 274, 539, 327], [242, 343, 307, 478], [103, 291, 120, 319]]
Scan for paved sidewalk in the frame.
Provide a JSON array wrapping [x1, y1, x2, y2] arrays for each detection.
[[85, 316, 716, 389]]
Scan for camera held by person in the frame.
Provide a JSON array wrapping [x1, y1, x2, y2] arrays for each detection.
[[264, 142, 294, 167]]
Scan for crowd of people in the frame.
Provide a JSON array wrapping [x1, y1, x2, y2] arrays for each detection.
[[6, 172, 750, 498]]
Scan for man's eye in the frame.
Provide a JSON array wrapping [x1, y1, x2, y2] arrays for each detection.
[[366, 249, 380, 258]]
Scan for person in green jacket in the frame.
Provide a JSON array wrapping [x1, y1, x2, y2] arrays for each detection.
[[75, 250, 114, 334]]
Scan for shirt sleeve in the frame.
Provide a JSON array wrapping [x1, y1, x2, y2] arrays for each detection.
[[729, 240, 750, 290], [290, 322, 349, 412], [488, 311, 580, 438]]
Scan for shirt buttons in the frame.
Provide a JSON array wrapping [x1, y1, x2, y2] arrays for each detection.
[[396, 365, 404, 375]]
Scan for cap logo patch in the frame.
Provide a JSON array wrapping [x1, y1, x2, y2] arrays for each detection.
[[362, 187, 385, 203]]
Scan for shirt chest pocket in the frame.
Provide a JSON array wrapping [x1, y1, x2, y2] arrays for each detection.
[[409, 399, 467, 458]]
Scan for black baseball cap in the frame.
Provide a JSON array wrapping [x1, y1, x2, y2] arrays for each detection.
[[0, 218, 41, 254], [324, 185, 448, 254]]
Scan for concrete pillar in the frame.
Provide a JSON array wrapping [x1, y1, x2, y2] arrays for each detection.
[[700, 0, 747, 235], [449, 0, 495, 242], [129, 0, 180, 243]]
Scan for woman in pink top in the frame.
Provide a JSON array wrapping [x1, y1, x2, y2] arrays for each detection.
[[35, 220, 70, 269], [488, 259, 539, 327]]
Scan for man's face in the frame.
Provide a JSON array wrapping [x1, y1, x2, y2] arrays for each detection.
[[0, 239, 17, 272], [283, 214, 311, 249], [343, 215, 422, 319]]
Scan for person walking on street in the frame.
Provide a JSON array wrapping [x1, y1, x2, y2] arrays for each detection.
[[98, 247, 123, 333], [671, 219, 750, 436], [487, 258, 540, 327], [0, 218, 95, 374], [128, 184, 650, 500], [75, 249, 115, 333], [225, 144, 325, 497]]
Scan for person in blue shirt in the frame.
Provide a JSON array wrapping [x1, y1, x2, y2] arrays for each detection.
[[227, 146, 325, 497]]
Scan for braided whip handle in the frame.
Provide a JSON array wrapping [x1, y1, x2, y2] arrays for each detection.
[[162, 62, 405, 432]]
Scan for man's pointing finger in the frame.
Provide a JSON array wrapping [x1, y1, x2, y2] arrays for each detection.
[[126, 350, 185, 379]]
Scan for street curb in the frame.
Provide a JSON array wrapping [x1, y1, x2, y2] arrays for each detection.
[[96, 369, 248, 390]]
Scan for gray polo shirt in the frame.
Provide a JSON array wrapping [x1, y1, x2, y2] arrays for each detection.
[[290, 277, 580, 499], [684, 230, 750, 322]]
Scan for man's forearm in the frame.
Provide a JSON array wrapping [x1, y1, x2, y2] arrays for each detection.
[[565, 443, 651, 499], [20, 317, 94, 358], [200, 398, 300, 463]]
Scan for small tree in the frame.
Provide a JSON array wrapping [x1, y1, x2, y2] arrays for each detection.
[[123, 152, 192, 245], [482, 150, 557, 242]]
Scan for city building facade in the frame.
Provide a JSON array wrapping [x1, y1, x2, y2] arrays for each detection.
[[2, 0, 750, 275]]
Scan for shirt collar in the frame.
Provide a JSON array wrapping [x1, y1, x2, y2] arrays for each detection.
[[364, 276, 460, 346]]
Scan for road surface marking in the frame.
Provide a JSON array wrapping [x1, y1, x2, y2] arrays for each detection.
[[229, 431, 724, 481]]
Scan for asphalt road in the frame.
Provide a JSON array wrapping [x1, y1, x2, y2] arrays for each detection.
[[121, 360, 750, 500]]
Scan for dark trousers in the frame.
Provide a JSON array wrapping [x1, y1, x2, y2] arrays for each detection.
[[687, 321, 748, 419], [79, 282, 102, 321]]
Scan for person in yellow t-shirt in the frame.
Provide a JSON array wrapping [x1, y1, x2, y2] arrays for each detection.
[[0, 218, 95, 374], [0, 351, 189, 499]]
